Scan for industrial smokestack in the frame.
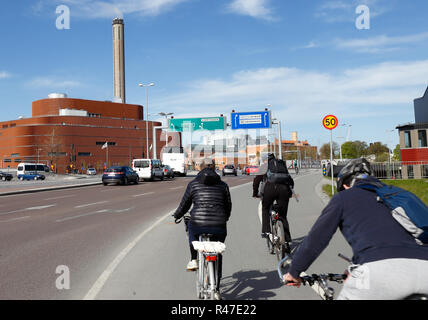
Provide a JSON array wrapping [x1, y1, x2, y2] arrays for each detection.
[[113, 18, 126, 104]]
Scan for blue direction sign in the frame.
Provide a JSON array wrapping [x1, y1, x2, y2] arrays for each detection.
[[231, 111, 272, 130]]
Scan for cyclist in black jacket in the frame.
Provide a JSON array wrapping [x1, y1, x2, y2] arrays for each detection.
[[174, 158, 232, 285], [284, 158, 428, 299], [253, 153, 294, 245]]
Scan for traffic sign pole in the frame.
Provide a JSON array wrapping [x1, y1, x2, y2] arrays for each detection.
[[323, 114, 338, 196]]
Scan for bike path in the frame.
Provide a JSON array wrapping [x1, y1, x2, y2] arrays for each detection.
[[91, 171, 352, 300]]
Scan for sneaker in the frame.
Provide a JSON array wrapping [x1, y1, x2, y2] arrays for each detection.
[[214, 292, 222, 300], [261, 232, 270, 239], [186, 259, 198, 271]]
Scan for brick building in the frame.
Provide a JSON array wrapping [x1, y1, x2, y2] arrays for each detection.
[[0, 95, 169, 174]]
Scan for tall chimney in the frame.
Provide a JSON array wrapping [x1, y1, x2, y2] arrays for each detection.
[[113, 18, 126, 103]]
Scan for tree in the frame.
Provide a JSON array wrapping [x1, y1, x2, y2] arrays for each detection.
[[320, 142, 339, 159], [393, 144, 401, 161], [367, 142, 389, 156], [353, 140, 369, 157], [341, 141, 358, 159]]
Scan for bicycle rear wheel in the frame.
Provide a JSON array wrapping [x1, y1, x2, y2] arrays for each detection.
[[196, 253, 204, 299], [274, 219, 287, 261], [266, 215, 275, 254]]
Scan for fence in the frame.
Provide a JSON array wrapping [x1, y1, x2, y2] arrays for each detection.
[[370, 161, 428, 180]]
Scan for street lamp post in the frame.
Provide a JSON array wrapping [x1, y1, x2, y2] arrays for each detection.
[[158, 112, 174, 149], [138, 82, 155, 158]]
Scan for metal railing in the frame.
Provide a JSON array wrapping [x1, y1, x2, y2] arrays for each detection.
[[370, 161, 428, 180]]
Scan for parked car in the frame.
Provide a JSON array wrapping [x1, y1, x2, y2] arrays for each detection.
[[162, 165, 175, 179], [131, 159, 164, 181], [17, 172, 45, 181], [102, 166, 139, 185], [245, 165, 259, 175], [222, 164, 237, 176], [86, 168, 97, 175], [0, 171, 13, 181]]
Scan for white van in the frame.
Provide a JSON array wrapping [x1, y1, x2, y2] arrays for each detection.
[[132, 159, 164, 181], [162, 153, 187, 176], [17, 163, 48, 175]]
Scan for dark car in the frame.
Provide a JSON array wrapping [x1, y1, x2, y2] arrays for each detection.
[[102, 166, 139, 185], [17, 172, 45, 181], [222, 164, 237, 176], [162, 165, 174, 179], [0, 171, 13, 181]]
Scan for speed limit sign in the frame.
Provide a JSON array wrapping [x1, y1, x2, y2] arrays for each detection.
[[323, 115, 338, 130]]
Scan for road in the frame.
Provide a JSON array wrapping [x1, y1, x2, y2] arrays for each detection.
[[0, 170, 352, 300]]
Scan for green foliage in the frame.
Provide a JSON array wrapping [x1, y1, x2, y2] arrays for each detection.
[[393, 144, 401, 161]]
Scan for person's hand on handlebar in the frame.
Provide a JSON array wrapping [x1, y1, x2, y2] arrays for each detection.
[[283, 273, 302, 287]]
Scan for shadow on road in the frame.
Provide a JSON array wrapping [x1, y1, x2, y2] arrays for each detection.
[[220, 269, 281, 300]]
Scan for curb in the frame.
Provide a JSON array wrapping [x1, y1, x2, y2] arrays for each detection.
[[315, 176, 331, 206], [0, 181, 102, 197]]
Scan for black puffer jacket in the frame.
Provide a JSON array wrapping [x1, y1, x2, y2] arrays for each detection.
[[174, 168, 232, 228]]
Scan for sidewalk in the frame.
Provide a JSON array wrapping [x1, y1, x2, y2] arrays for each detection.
[[0, 174, 102, 196]]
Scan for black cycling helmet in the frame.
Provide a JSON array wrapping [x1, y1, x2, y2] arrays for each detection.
[[267, 153, 275, 161], [336, 158, 372, 192]]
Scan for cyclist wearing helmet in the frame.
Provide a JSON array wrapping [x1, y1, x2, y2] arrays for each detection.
[[283, 158, 428, 299], [253, 153, 294, 246]]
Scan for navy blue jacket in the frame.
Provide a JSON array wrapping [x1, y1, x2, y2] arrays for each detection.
[[288, 177, 428, 278]]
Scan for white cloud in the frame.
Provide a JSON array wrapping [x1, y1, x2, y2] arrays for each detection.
[[316, 0, 390, 23], [0, 71, 11, 79], [226, 0, 274, 21], [335, 32, 428, 53], [42, 0, 191, 19], [154, 60, 428, 125], [27, 76, 82, 88]]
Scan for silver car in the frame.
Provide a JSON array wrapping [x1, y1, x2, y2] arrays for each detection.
[[222, 165, 237, 176], [86, 168, 97, 175]]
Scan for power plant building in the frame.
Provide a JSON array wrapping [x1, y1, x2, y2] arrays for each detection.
[[0, 18, 175, 173]]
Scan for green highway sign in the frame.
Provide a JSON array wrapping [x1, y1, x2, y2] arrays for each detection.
[[169, 116, 227, 132]]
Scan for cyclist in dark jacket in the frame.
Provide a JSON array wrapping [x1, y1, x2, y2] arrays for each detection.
[[174, 158, 232, 281], [253, 153, 294, 245], [284, 158, 428, 299]]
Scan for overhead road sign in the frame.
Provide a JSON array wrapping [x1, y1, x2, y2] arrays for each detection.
[[169, 116, 227, 132], [231, 111, 272, 129]]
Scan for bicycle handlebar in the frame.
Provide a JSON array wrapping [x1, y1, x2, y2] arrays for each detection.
[[277, 256, 347, 286]]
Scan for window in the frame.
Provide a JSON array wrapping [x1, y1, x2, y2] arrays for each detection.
[[133, 160, 149, 168], [14, 159, 21, 163], [96, 142, 116, 146], [3, 159, 11, 163], [78, 152, 91, 156], [407, 165, 414, 179], [404, 131, 412, 148], [11, 153, 20, 157], [48, 152, 67, 157], [422, 165, 428, 179], [418, 130, 427, 147]]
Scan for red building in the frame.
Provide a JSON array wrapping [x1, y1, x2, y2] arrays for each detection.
[[0, 95, 170, 174], [396, 86, 428, 179]]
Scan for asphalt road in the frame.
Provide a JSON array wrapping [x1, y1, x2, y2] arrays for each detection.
[[0, 170, 352, 300]]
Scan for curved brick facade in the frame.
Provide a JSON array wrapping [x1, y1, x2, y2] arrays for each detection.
[[0, 98, 175, 174]]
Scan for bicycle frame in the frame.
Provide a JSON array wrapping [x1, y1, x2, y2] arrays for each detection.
[[194, 235, 225, 300]]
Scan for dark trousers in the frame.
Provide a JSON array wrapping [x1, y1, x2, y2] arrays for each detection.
[[261, 183, 292, 242], [188, 223, 226, 291]]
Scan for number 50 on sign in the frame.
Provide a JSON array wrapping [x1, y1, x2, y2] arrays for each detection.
[[323, 115, 338, 130]]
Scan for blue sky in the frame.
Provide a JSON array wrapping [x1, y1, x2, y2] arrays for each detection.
[[1, 0, 427, 150]]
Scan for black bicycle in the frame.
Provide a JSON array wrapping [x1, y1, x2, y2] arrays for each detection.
[[266, 202, 290, 261], [278, 253, 428, 300]]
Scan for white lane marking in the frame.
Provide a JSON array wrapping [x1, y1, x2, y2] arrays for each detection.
[[132, 192, 154, 197], [83, 181, 252, 300], [0, 216, 31, 223], [74, 201, 108, 209], [56, 209, 109, 222], [44, 195, 75, 201], [0, 204, 56, 216], [169, 186, 184, 190], [57, 207, 136, 222]]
